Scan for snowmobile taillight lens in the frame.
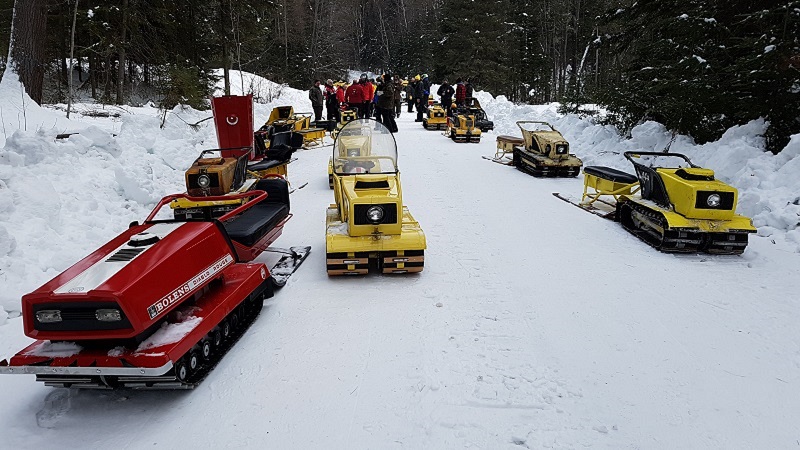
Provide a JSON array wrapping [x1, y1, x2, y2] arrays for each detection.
[[197, 174, 211, 188], [36, 310, 62, 323], [707, 194, 722, 207], [366, 206, 385, 223], [95, 309, 122, 322]]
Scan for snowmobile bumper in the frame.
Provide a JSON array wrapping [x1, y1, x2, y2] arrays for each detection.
[[0, 264, 274, 389], [325, 205, 426, 275]]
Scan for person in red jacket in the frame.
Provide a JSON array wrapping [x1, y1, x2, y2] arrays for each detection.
[[345, 78, 365, 118], [360, 76, 374, 119], [454, 78, 466, 106], [336, 83, 345, 105]]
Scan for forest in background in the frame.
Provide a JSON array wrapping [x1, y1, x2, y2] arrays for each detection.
[[1, 0, 798, 151]]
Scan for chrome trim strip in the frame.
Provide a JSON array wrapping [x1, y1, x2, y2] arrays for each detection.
[[0, 360, 173, 376]]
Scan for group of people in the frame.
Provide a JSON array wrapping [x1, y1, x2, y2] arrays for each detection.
[[309, 73, 475, 133], [405, 75, 474, 121]]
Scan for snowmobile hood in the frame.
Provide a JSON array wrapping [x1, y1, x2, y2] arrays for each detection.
[[21, 220, 237, 340]]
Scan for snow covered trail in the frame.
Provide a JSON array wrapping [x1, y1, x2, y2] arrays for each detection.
[[1, 112, 799, 449]]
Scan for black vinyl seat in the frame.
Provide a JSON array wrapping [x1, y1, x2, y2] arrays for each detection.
[[583, 166, 638, 184], [248, 159, 285, 171], [224, 202, 288, 247], [223, 178, 290, 247]]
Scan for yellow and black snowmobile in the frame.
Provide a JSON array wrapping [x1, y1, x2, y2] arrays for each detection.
[[446, 106, 482, 143], [423, 102, 448, 130], [326, 119, 426, 275], [463, 97, 494, 132], [328, 108, 359, 188], [331, 108, 358, 140], [554, 151, 756, 254], [264, 106, 326, 148], [491, 121, 581, 177]]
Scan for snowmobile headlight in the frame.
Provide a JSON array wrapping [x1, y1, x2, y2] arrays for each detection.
[[197, 174, 211, 188], [95, 309, 122, 322], [366, 206, 384, 223], [706, 193, 722, 207], [36, 310, 62, 323]]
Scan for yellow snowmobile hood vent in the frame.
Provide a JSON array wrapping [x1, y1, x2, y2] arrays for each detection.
[[675, 167, 715, 181], [355, 179, 391, 190]]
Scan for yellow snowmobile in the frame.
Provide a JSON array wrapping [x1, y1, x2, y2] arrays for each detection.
[[423, 103, 448, 130], [492, 121, 581, 177], [554, 151, 756, 254], [331, 108, 358, 140], [264, 106, 326, 148], [463, 97, 494, 132], [326, 119, 426, 275], [328, 108, 359, 188], [446, 106, 482, 143]]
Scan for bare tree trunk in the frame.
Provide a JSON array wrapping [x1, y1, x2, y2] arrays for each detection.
[[116, 0, 128, 104], [8, 0, 48, 104], [220, 0, 230, 95], [67, 0, 78, 118], [90, 53, 97, 98], [283, 0, 289, 75], [103, 53, 112, 102]]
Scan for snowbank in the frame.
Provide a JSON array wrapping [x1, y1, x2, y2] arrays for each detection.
[[0, 71, 85, 148], [0, 71, 312, 314]]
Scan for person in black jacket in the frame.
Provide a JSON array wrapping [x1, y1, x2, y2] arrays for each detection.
[[309, 80, 324, 122], [413, 77, 427, 122], [377, 73, 398, 132], [437, 80, 455, 116]]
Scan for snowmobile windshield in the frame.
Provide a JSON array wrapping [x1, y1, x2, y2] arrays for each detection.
[[333, 119, 398, 175], [629, 153, 695, 169]]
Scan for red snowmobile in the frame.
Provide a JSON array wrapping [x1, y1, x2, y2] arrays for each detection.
[[0, 188, 309, 389], [0, 96, 311, 390]]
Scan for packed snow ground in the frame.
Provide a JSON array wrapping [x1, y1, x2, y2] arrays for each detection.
[[0, 71, 799, 448]]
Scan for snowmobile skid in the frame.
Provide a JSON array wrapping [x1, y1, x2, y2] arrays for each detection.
[[326, 119, 426, 275], [493, 121, 581, 177], [0, 188, 310, 389], [555, 152, 756, 254]]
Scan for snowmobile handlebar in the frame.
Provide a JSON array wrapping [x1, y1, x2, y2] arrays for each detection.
[[623, 151, 698, 168], [144, 190, 268, 223], [194, 147, 252, 159], [516, 121, 555, 132]]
